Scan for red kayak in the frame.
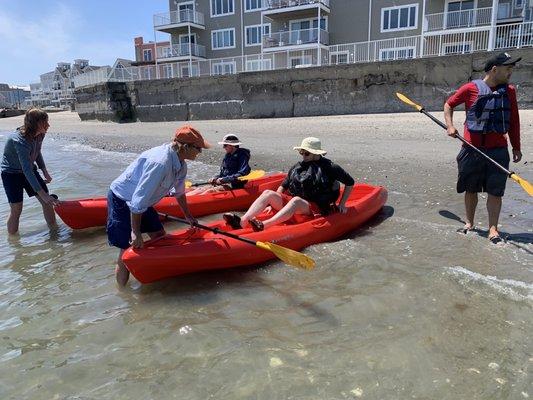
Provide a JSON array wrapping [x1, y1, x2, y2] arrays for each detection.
[[122, 183, 387, 283], [55, 173, 286, 229]]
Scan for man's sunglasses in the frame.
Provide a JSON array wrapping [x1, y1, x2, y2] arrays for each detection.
[[299, 150, 311, 156], [191, 145, 202, 152]]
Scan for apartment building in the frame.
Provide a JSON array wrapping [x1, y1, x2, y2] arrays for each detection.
[[149, 0, 531, 78]]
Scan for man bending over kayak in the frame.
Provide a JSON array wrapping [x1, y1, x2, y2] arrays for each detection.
[[188, 134, 251, 195], [223, 137, 354, 231], [107, 125, 210, 286]]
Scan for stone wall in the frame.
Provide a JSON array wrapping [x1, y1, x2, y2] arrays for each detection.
[[75, 49, 533, 122]]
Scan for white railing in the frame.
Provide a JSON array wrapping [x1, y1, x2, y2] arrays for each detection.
[[70, 22, 532, 88], [263, 28, 329, 48], [157, 43, 207, 59], [424, 7, 492, 32], [265, 0, 330, 10], [153, 10, 205, 28]]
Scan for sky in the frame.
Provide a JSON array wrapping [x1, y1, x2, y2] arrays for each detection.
[[0, 0, 169, 86]]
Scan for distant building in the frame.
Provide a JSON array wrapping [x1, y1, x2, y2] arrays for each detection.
[[0, 84, 30, 108], [30, 59, 103, 108], [133, 36, 170, 66]]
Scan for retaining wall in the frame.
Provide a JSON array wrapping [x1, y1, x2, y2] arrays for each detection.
[[75, 49, 533, 122]]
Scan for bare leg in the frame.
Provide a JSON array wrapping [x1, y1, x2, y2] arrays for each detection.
[[241, 190, 284, 227], [7, 202, 23, 235], [116, 249, 129, 287], [36, 195, 58, 229], [487, 194, 502, 239], [261, 197, 311, 230], [464, 192, 478, 230], [148, 229, 166, 240]]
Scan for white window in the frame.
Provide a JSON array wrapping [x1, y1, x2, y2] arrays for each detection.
[[245, 0, 264, 11], [290, 55, 312, 68], [212, 28, 236, 49], [442, 42, 472, 55], [180, 64, 199, 78], [330, 51, 349, 64], [379, 46, 415, 61], [162, 64, 173, 78], [143, 49, 152, 61], [381, 4, 418, 32], [212, 61, 236, 75], [211, 0, 234, 16], [245, 24, 271, 46], [246, 59, 272, 71]]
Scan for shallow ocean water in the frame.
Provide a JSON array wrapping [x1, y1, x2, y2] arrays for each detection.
[[0, 133, 531, 399]]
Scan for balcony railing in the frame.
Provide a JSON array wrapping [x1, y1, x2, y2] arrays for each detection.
[[157, 43, 206, 59], [263, 28, 329, 48], [424, 7, 492, 32], [153, 10, 205, 29], [265, 0, 330, 10]]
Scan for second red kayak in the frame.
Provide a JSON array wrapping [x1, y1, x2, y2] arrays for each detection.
[[55, 173, 286, 229]]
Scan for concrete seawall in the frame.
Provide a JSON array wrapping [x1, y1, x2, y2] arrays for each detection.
[[75, 49, 533, 122]]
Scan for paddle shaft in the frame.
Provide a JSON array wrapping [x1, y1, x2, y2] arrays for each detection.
[[418, 108, 514, 177], [161, 214, 257, 246]]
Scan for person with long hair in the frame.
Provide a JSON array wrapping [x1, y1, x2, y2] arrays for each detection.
[[1, 108, 59, 234]]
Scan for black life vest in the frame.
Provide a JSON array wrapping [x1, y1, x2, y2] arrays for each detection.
[[465, 79, 510, 134], [287, 158, 340, 209]]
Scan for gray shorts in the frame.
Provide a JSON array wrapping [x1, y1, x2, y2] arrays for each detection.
[[456, 146, 510, 197]]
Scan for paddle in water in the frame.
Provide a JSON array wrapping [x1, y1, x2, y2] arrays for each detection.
[[159, 213, 315, 270], [185, 169, 266, 188], [396, 92, 533, 197]]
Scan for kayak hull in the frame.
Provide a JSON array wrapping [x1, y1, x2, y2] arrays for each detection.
[[122, 184, 388, 283], [55, 173, 286, 229]]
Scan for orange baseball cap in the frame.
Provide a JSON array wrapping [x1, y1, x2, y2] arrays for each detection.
[[174, 125, 211, 149]]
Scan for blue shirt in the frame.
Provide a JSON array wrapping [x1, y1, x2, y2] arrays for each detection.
[[1, 130, 46, 192], [110, 144, 187, 214]]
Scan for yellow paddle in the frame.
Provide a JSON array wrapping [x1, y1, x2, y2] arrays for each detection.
[[396, 92, 533, 197], [160, 213, 315, 270], [185, 169, 266, 188]]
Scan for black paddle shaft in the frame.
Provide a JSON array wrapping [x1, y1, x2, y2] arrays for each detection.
[[419, 108, 513, 177], [160, 214, 257, 246]]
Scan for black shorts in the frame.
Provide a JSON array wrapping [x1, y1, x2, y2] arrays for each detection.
[[1, 169, 48, 204], [456, 146, 510, 197], [106, 190, 164, 250]]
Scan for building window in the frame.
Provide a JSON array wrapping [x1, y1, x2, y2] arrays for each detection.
[[162, 64, 173, 78], [246, 59, 272, 71], [212, 61, 236, 75], [211, 28, 236, 49], [379, 47, 416, 61], [245, 0, 263, 11], [211, 0, 234, 16], [143, 49, 152, 61], [290, 55, 313, 68], [381, 4, 418, 32], [330, 52, 349, 64], [442, 42, 472, 55], [245, 24, 271, 46]]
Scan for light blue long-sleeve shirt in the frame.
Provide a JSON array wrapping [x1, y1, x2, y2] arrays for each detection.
[[1, 130, 46, 192], [110, 144, 187, 214]]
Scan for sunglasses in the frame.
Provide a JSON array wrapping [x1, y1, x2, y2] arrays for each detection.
[[191, 145, 202, 152], [223, 144, 233, 148], [299, 150, 311, 156]]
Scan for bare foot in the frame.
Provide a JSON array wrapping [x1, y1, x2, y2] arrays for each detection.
[[457, 223, 474, 234], [115, 263, 130, 286]]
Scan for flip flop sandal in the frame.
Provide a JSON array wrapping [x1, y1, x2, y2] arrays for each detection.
[[249, 218, 264, 232], [489, 235, 503, 244], [222, 213, 242, 229]]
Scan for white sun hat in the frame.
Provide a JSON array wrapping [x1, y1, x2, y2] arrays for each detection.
[[293, 137, 327, 155], [218, 134, 242, 146]]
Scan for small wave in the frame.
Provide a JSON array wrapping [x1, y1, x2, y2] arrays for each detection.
[[60, 142, 138, 160], [446, 266, 533, 303]]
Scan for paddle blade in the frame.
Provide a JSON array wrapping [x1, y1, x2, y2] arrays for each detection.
[[510, 173, 533, 196], [396, 92, 423, 112], [256, 241, 315, 270], [238, 169, 265, 181], [185, 181, 193, 188]]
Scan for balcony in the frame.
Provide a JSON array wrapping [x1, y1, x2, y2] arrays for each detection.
[[263, 28, 329, 50], [263, 0, 330, 16], [156, 43, 207, 60], [153, 10, 205, 32], [424, 7, 492, 32]]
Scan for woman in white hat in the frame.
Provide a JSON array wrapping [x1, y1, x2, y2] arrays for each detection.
[[223, 137, 354, 231], [188, 134, 251, 195]]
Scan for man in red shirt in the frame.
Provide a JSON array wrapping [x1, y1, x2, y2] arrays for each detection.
[[444, 52, 522, 243]]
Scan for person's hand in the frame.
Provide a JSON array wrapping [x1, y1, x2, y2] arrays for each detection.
[[40, 192, 60, 206], [130, 231, 143, 248], [263, 206, 273, 214], [512, 149, 522, 163], [185, 214, 198, 229], [209, 178, 217, 185], [447, 126, 458, 138], [337, 204, 348, 214], [215, 178, 223, 185], [42, 170, 52, 183]]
